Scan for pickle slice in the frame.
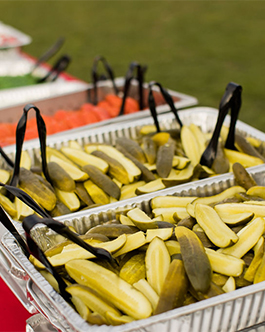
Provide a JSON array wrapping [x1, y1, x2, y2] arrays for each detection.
[[66, 284, 121, 323], [175, 226, 212, 293], [135, 179, 165, 195], [0, 169, 10, 184], [15, 196, 34, 220], [48, 161, 76, 192], [116, 137, 147, 164], [244, 241, 264, 282], [49, 155, 88, 181], [180, 125, 201, 166], [219, 217, 265, 258], [85, 145, 141, 183], [61, 147, 109, 172], [165, 240, 181, 256], [232, 162, 257, 190], [127, 208, 157, 230], [49, 234, 126, 266], [151, 132, 170, 146], [133, 279, 159, 311], [119, 252, 146, 284], [82, 164, 120, 200], [83, 180, 110, 205], [162, 164, 194, 187], [153, 207, 189, 223], [20, 150, 31, 170], [65, 259, 153, 320], [105, 312, 134, 325], [205, 248, 245, 277], [71, 295, 91, 321], [254, 251, 265, 284], [91, 150, 130, 185], [247, 186, 265, 200], [119, 214, 135, 226], [120, 181, 146, 200], [145, 228, 173, 243], [145, 237, 171, 295], [0, 193, 17, 218], [113, 231, 146, 257], [173, 156, 191, 170], [215, 203, 265, 219], [156, 142, 175, 178], [54, 188, 80, 212], [154, 258, 189, 314], [151, 196, 196, 209], [195, 204, 238, 248], [224, 149, 264, 168], [142, 136, 157, 165]]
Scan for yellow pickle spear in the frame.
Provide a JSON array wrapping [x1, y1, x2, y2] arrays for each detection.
[[65, 259, 153, 320]]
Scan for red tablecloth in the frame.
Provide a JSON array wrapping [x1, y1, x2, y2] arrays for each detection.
[[0, 277, 31, 332]]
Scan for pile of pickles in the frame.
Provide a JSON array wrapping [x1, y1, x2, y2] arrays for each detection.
[[1, 121, 265, 222], [28, 162, 265, 326]]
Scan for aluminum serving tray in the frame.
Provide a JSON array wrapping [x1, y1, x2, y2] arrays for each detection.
[[0, 43, 90, 111], [3, 164, 265, 332], [0, 77, 197, 130], [1, 105, 264, 175]]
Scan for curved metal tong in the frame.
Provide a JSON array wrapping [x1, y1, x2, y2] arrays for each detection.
[[0, 181, 115, 303], [119, 61, 147, 116], [148, 81, 183, 133], [22, 213, 115, 302], [31, 37, 65, 74], [37, 54, 71, 84], [91, 56, 118, 105], [9, 104, 52, 190], [200, 82, 242, 168]]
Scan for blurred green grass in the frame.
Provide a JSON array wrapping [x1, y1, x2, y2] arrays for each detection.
[[1, 1, 265, 130]]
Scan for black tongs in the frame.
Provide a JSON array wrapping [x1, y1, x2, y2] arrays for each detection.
[[31, 37, 65, 74], [148, 81, 183, 132], [9, 104, 52, 190], [91, 56, 118, 105], [37, 54, 71, 84], [119, 61, 147, 115], [200, 82, 242, 168], [0, 182, 114, 303]]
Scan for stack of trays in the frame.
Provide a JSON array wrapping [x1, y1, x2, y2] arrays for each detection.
[[1, 106, 265, 332]]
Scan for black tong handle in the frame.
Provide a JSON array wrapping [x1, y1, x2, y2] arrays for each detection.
[[31, 37, 65, 74], [0, 204, 29, 258], [148, 81, 183, 132], [23, 214, 114, 263], [119, 61, 147, 116], [0, 146, 14, 168], [23, 216, 71, 302], [0, 182, 50, 218], [37, 54, 71, 84], [9, 104, 52, 188], [200, 82, 242, 168], [91, 56, 118, 105]]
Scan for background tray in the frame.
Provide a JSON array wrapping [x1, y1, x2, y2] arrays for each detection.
[[0, 77, 197, 127]]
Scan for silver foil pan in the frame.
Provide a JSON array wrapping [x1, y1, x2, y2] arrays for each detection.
[[1, 106, 265, 222], [2, 164, 265, 332], [0, 77, 197, 131], [1, 105, 264, 173]]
